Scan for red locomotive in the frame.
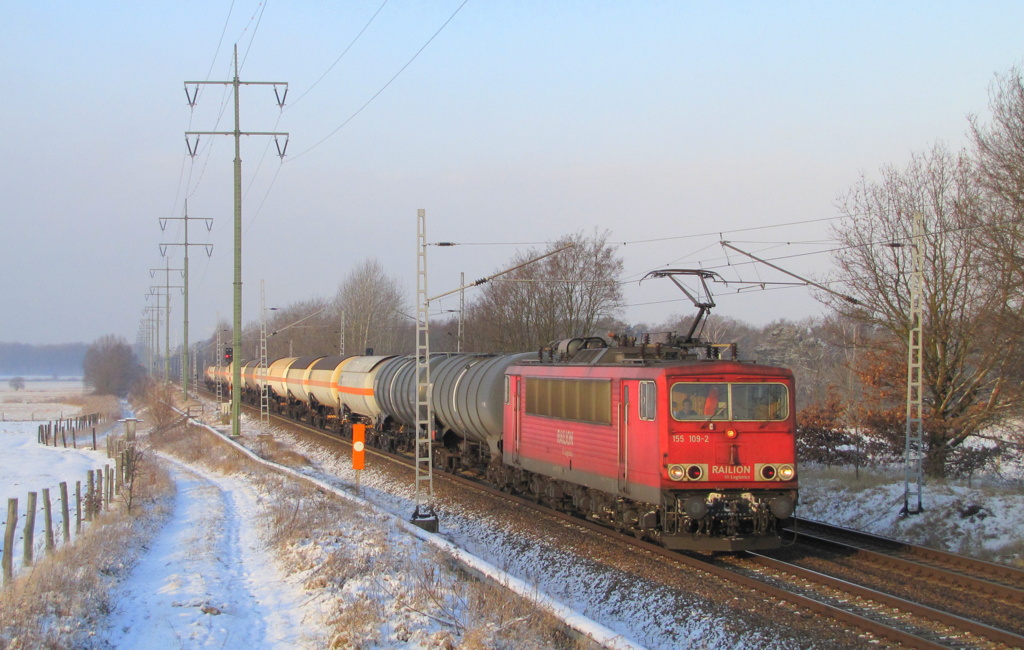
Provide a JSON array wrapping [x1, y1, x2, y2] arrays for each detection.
[[494, 334, 797, 551]]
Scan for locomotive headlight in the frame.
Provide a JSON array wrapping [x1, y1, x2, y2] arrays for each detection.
[[778, 464, 795, 481], [725, 429, 737, 439], [686, 465, 703, 481], [760, 465, 777, 480], [668, 464, 686, 481]]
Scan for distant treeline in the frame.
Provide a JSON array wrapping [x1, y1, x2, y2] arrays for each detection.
[[0, 342, 87, 377]]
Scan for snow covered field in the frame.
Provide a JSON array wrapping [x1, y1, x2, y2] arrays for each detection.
[[3, 382, 1023, 648], [799, 465, 1024, 566], [0, 387, 634, 648], [0, 378, 86, 422]]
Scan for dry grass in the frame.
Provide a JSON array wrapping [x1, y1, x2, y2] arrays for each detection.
[[0, 454, 174, 649], [255, 434, 312, 467], [65, 394, 120, 419], [147, 419, 248, 475], [135, 413, 601, 649], [799, 463, 904, 490]]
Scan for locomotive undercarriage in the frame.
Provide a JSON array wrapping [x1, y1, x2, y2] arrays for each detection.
[[485, 459, 792, 551]]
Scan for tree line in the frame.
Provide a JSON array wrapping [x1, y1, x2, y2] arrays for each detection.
[[0, 343, 87, 377], [91, 65, 1024, 482]]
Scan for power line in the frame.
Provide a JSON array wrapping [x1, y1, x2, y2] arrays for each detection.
[[288, 0, 471, 161], [206, 0, 237, 80], [619, 214, 848, 246], [237, 0, 271, 72], [287, 0, 390, 109]]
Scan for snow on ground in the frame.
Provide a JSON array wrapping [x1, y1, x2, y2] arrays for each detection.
[[4, 381, 1024, 649], [101, 457, 325, 649], [0, 420, 115, 573], [0, 421, 110, 513], [0, 379, 86, 422], [253, 417, 796, 649], [798, 467, 1024, 566]]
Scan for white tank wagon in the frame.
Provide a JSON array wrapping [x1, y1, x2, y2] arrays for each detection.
[[264, 356, 298, 411], [284, 356, 321, 403], [303, 355, 352, 409], [303, 355, 353, 429], [336, 355, 395, 421], [241, 360, 261, 393]]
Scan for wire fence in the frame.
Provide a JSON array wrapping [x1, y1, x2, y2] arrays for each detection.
[[35, 412, 107, 450], [2, 415, 139, 586]]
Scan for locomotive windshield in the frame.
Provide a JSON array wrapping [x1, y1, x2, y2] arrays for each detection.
[[671, 382, 788, 421]]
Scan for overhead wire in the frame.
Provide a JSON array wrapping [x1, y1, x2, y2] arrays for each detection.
[[619, 214, 848, 246], [206, 0, 237, 80], [287, 0, 472, 162], [286, 0, 390, 110], [237, 0, 271, 73]]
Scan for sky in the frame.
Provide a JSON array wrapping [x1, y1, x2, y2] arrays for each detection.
[[2, 1, 1024, 346]]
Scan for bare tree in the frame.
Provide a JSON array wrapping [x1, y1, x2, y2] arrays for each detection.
[[83, 335, 144, 397], [466, 230, 624, 352], [826, 143, 1019, 476], [263, 297, 334, 359], [334, 259, 410, 356], [8, 377, 25, 391], [970, 65, 1024, 383]]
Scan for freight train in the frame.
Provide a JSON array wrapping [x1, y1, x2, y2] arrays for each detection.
[[205, 332, 798, 551]]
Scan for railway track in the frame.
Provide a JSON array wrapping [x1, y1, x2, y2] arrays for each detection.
[[761, 518, 1024, 643], [784, 517, 1024, 599], [203, 392, 1024, 648]]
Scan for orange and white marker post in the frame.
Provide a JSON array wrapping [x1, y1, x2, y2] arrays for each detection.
[[352, 423, 365, 494]]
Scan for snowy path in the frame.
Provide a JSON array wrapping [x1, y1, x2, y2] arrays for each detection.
[[101, 459, 324, 649]]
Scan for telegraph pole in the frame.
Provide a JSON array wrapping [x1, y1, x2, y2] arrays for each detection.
[[150, 259, 183, 384], [141, 308, 159, 375], [412, 209, 437, 532], [185, 45, 288, 438], [413, 215, 571, 533], [259, 280, 270, 424], [161, 200, 213, 399], [901, 212, 926, 517], [142, 302, 164, 376], [458, 271, 465, 353]]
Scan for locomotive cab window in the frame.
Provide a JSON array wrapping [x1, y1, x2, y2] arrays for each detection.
[[671, 383, 728, 420], [731, 383, 788, 420], [671, 382, 788, 421], [638, 381, 656, 421]]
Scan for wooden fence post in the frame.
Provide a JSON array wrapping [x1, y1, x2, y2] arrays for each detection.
[[59, 482, 70, 543], [23, 492, 37, 567], [85, 471, 94, 521], [105, 465, 113, 506], [42, 488, 54, 554], [75, 481, 82, 534], [71, 427, 77, 449], [92, 427, 97, 451], [96, 471, 104, 513], [3, 498, 16, 584]]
